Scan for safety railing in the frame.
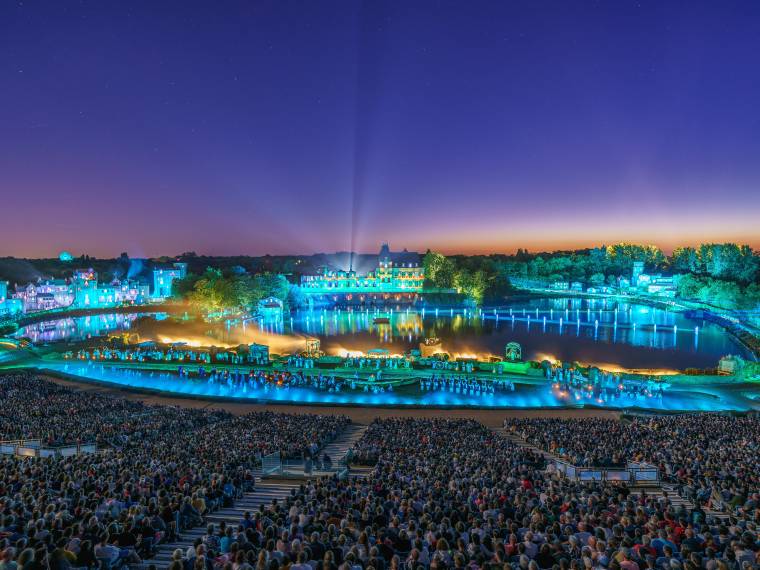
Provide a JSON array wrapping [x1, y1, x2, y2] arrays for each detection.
[[0, 439, 97, 458], [260, 450, 351, 479], [261, 451, 282, 476], [553, 459, 659, 483]]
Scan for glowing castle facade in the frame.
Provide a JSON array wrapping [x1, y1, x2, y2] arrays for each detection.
[[0, 281, 23, 317], [8, 269, 150, 314], [71, 269, 150, 308], [300, 244, 424, 296], [12, 279, 72, 312], [152, 262, 187, 299], [3, 261, 188, 316]]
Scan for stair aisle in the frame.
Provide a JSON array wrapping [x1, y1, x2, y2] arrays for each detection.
[[143, 481, 301, 569], [320, 423, 367, 462], [324, 423, 376, 479], [143, 424, 371, 568], [491, 426, 556, 460], [315, 423, 374, 478]]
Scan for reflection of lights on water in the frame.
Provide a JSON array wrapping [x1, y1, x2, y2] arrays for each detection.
[[14, 303, 746, 373], [43, 361, 748, 412]]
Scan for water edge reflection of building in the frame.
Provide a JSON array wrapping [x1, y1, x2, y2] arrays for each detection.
[[17, 313, 143, 343]]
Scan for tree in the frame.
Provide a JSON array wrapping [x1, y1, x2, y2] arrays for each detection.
[[675, 274, 750, 310], [188, 268, 235, 313], [703, 279, 742, 309], [231, 275, 260, 308], [422, 251, 456, 289], [172, 274, 200, 299], [252, 273, 290, 305], [231, 273, 291, 310], [528, 257, 546, 278], [288, 284, 307, 309], [454, 268, 488, 305], [670, 246, 699, 273], [606, 243, 665, 272], [675, 273, 703, 299], [174, 268, 292, 314], [589, 273, 605, 286], [742, 283, 760, 310]]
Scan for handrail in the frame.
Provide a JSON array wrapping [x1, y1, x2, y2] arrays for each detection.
[[0, 439, 42, 446], [0, 440, 97, 458], [552, 459, 659, 483]]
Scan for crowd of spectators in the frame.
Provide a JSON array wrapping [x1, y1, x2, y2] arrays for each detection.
[[0, 374, 157, 446], [170, 416, 758, 570], [0, 372, 348, 569], [1, 370, 758, 570], [505, 416, 760, 518]]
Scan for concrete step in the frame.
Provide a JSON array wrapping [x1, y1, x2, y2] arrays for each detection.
[[315, 424, 368, 463], [492, 428, 556, 460], [143, 482, 300, 569], [346, 465, 374, 477], [266, 424, 370, 480]]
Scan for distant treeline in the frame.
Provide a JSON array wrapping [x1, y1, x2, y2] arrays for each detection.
[[2, 242, 758, 311], [422, 243, 759, 310]]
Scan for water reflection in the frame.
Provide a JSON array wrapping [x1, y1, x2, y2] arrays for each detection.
[[13, 298, 750, 370], [13, 313, 165, 344], [279, 298, 747, 370]]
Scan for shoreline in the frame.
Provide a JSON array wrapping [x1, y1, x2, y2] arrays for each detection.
[[510, 288, 759, 361]]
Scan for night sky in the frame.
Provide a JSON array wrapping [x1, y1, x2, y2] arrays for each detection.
[[2, 1, 759, 258]]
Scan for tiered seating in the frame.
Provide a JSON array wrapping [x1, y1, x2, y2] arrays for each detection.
[[0, 372, 348, 568], [1, 372, 758, 570], [505, 415, 760, 514]]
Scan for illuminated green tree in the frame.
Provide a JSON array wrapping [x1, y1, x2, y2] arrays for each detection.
[[605, 243, 665, 271], [188, 268, 236, 312], [231, 272, 291, 311], [423, 251, 456, 289], [454, 268, 488, 305], [697, 243, 758, 282]]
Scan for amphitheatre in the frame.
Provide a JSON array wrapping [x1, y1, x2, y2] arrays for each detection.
[[2, 1, 760, 568], [1, 283, 758, 569]]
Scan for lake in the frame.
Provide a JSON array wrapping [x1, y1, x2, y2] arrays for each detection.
[[13, 297, 751, 371]]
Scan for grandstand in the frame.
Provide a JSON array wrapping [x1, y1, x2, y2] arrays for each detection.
[[0, 372, 757, 570]]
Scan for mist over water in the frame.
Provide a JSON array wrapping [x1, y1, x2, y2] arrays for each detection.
[[132, 317, 307, 354]]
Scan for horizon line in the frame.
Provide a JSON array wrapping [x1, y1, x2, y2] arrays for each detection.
[[2, 239, 759, 261]]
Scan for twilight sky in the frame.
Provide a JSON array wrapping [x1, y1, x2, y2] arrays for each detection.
[[1, 1, 759, 258]]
